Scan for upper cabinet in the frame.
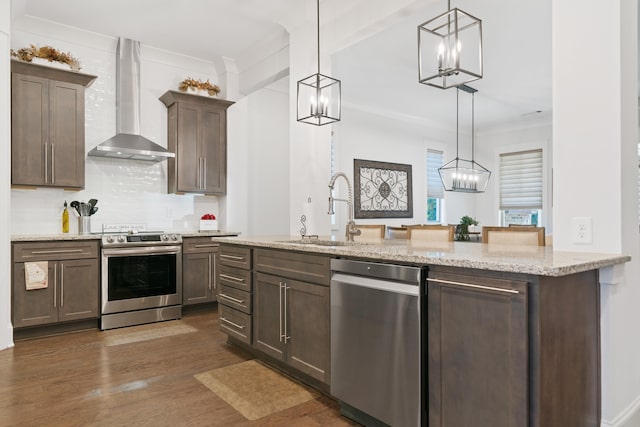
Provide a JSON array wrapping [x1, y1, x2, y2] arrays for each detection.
[[160, 90, 235, 195], [11, 60, 97, 189]]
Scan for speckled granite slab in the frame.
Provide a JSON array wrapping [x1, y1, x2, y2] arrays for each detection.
[[11, 233, 103, 242], [212, 235, 631, 277], [12, 231, 240, 242]]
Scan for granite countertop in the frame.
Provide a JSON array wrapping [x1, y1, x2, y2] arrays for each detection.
[[11, 230, 240, 242], [11, 233, 103, 242], [214, 235, 631, 277]]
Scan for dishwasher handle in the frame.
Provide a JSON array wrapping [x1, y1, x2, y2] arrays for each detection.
[[331, 272, 419, 296], [331, 258, 423, 284]]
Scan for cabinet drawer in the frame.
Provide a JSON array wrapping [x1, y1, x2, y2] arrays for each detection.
[[218, 284, 251, 314], [218, 264, 252, 292], [219, 304, 251, 345], [182, 237, 220, 253], [13, 241, 99, 262], [254, 249, 331, 286], [219, 245, 251, 269]]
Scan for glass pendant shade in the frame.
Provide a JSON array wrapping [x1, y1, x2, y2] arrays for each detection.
[[296, 0, 341, 126], [439, 158, 491, 192], [418, 7, 483, 89], [297, 73, 341, 126]]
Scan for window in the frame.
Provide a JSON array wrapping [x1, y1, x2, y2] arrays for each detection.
[[427, 149, 444, 222], [499, 149, 543, 225]]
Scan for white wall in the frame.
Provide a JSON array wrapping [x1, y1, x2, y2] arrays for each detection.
[[10, 18, 222, 235], [246, 82, 290, 236], [553, 1, 640, 426], [1, 0, 14, 350]]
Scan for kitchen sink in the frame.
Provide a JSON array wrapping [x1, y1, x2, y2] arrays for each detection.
[[279, 239, 370, 247]]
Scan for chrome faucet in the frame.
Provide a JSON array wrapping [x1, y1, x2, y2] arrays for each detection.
[[328, 172, 361, 242]]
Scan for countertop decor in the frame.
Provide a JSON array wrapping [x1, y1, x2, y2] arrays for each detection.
[[12, 230, 240, 242], [213, 235, 630, 277]]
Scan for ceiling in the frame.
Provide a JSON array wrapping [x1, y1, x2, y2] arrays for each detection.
[[11, 0, 554, 131]]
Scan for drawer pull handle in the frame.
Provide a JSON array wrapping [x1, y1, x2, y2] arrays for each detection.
[[31, 249, 85, 255], [220, 317, 245, 330], [219, 293, 244, 304], [219, 274, 245, 283], [220, 254, 245, 261], [194, 244, 219, 248], [429, 278, 520, 294]]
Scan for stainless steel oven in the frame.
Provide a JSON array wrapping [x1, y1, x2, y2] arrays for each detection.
[[100, 233, 182, 330]]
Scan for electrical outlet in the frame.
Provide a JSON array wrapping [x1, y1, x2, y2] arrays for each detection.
[[572, 217, 592, 244]]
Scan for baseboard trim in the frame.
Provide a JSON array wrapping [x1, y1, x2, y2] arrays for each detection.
[[602, 394, 640, 427]]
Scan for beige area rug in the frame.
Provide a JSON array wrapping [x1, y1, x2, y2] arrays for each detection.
[[194, 359, 319, 420], [104, 322, 197, 347]]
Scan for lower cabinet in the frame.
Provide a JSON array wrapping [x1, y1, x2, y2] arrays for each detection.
[[12, 241, 100, 328], [182, 237, 219, 305], [253, 249, 331, 384], [428, 266, 601, 427], [217, 245, 253, 345], [428, 268, 528, 427]]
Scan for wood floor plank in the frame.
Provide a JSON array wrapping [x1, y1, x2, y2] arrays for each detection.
[[0, 307, 358, 426]]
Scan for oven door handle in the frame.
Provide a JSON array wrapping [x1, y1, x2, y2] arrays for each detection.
[[102, 246, 182, 256]]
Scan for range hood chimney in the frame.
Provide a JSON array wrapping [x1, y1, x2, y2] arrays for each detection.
[[88, 38, 174, 162]]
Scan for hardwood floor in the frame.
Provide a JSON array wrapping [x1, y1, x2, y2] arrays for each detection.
[[0, 307, 358, 426]]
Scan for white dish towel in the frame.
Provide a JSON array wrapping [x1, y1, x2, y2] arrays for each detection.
[[24, 261, 48, 290]]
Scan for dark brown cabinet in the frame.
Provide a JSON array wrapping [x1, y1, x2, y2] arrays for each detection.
[[159, 90, 234, 195], [428, 266, 601, 427], [217, 245, 252, 344], [253, 249, 331, 384], [182, 237, 219, 305], [12, 240, 100, 328], [11, 61, 96, 189]]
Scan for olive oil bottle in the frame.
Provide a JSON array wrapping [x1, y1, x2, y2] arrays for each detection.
[[62, 201, 69, 233]]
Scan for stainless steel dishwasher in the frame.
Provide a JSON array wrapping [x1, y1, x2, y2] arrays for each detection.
[[330, 259, 425, 427]]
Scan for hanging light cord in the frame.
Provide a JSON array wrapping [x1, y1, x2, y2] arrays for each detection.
[[455, 87, 460, 161], [471, 91, 475, 162], [316, 0, 320, 74]]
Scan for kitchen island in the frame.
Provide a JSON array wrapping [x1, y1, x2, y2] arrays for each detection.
[[214, 235, 629, 427]]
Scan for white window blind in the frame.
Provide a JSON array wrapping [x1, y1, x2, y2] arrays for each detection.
[[499, 149, 543, 210], [637, 143, 639, 224], [427, 149, 444, 199]]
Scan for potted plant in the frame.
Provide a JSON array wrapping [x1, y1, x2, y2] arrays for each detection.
[[456, 215, 479, 241]]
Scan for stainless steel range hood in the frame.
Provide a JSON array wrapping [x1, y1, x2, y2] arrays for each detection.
[[88, 38, 174, 162]]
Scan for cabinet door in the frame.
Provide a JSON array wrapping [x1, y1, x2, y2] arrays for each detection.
[[176, 103, 202, 192], [428, 271, 528, 427], [11, 72, 49, 186], [58, 258, 99, 322], [253, 273, 285, 360], [286, 280, 330, 383], [183, 252, 214, 305], [12, 262, 57, 327], [201, 106, 226, 194], [48, 80, 84, 188]]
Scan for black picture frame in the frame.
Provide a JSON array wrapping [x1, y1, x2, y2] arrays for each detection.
[[354, 159, 413, 219]]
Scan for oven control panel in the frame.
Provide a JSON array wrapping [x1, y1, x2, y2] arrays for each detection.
[[101, 233, 182, 247]]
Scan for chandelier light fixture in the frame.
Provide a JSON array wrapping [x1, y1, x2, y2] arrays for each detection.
[[418, 0, 483, 89], [438, 85, 491, 192], [297, 0, 341, 126]]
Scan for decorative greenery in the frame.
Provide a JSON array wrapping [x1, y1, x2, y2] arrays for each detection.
[[178, 77, 221, 96], [455, 215, 479, 241], [11, 44, 81, 71]]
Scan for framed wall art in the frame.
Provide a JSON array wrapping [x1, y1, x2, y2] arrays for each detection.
[[353, 159, 413, 219]]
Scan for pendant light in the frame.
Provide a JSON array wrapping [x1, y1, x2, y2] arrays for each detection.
[[438, 85, 491, 192], [297, 0, 341, 126], [418, 0, 483, 89]]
